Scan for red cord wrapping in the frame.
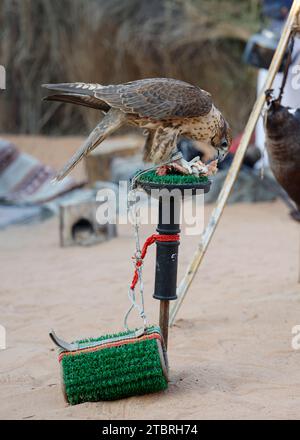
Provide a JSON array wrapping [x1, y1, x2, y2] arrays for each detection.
[[130, 233, 180, 290]]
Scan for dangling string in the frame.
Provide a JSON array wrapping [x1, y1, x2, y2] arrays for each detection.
[[124, 233, 180, 333], [125, 186, 147, 334]]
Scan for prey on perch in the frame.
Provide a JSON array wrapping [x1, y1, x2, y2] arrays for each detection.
[[42, 78, 232, 180]]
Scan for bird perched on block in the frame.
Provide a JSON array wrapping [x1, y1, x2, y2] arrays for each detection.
[[265, 97, 300, 221], [42, 78, 232, 181]]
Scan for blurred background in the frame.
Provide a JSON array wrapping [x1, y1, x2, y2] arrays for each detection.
[[2, 1, 300, 421], [0, 0, 291, 230], [0, 0, 260, 135]]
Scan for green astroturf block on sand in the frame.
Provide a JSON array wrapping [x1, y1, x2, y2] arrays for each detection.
[[57, 326, 168, 405]]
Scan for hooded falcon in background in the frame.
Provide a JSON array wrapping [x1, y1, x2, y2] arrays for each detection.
[[42, 78, 232, 181]]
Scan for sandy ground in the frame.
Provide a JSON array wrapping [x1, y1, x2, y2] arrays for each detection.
[[1, 135, 300, 420]]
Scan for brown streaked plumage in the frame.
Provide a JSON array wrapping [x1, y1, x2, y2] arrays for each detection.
[[266, 100, 300, 221], [42, 78, 232, 180]]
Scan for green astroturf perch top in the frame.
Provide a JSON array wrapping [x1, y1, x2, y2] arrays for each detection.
[[137, 170, 210, 185], [57, 326, 168, 405]]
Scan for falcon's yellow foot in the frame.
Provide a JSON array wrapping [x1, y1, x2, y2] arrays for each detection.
[[188, 159, 209, 176], [184, 158, 219, 176]]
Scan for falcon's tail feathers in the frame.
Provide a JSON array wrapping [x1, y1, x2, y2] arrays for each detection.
[[43, 93, 110, 111], [54, 109, 126, 181], [42, 83, 103, 96]]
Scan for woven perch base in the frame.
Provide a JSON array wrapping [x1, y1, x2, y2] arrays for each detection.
[[58, 326, 168, 405]]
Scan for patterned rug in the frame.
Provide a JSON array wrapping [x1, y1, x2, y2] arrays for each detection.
[[0, 139, 85, 228]]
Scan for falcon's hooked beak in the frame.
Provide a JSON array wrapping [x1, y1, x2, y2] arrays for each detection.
[[210, 137, 230, 163], [216, 138, 229, 162], [211, 121, 232, 163]]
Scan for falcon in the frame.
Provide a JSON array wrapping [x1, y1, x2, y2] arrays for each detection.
[[42, 78, 232, 181], [265, 96, 300, 221]]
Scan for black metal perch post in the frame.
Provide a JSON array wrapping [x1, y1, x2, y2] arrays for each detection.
[[153, 195, 181, 348], [136, 175, 211, 350]]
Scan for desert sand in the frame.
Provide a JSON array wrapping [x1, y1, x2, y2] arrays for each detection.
[[1, 135, 300, 420]]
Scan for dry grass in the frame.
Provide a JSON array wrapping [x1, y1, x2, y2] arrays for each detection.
[[0, 0, 260, 135]]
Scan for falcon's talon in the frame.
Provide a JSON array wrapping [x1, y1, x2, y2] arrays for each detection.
[[181, 159, 209, 176], [166, 158, 218, 177], [180, 158, 194, 175], [160, 157, 210, 176]]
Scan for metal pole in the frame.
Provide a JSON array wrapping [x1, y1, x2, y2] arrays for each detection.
[[153, 195, 181, 348], [159, 301, 170, 350]]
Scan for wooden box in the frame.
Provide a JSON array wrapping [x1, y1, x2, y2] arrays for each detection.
[[59, 199, 117, 247]]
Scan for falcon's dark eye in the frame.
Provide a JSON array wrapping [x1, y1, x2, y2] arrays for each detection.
[[221, 140, 228, 148]]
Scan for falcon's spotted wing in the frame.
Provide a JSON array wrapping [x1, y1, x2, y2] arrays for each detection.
[[42, 79, 212, 120], [96, 78, 213, 120]]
